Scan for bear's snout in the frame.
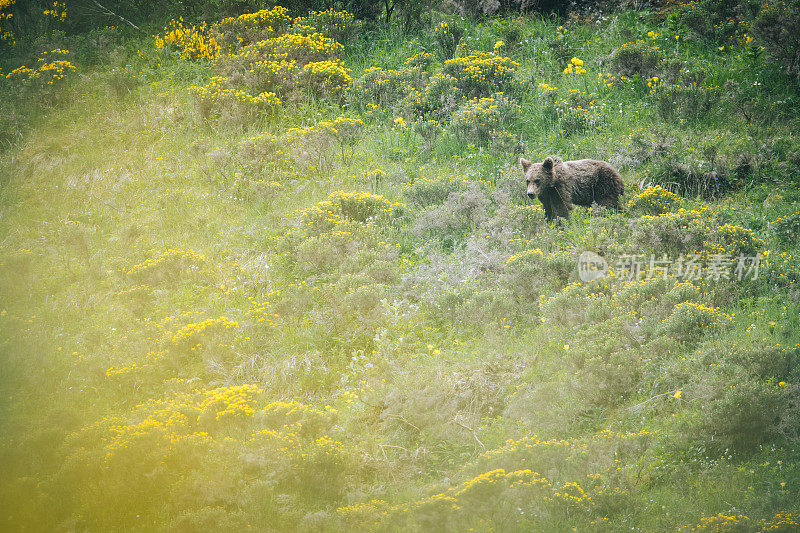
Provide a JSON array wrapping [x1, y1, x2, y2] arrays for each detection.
[[527, 192, 536, 199]]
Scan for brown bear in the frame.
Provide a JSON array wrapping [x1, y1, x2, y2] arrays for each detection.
[[520, 155, 624, 221]]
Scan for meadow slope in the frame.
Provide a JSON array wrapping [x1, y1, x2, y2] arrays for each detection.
[[1, 4, 800, 531]]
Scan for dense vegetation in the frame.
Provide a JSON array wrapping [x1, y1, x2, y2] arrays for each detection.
[[1, 0, 800, 531]]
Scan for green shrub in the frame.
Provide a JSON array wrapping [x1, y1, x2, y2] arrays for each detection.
[[650, 82, 721, 122], [402, 72, 464, 121], [403, 175, 467, 208], [673, 0, 756, 43], [450, 93, 519, 145], [433, 20, 464, 59], [700, 378, 790, 453], [608, 40, 664, 77], [751, 0, 800, 80], [660, 301, 733, 342], [771, 210, 800, 246]]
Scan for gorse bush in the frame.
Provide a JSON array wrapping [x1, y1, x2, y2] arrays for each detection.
[[751, 0, 800, 81], [350, 60, 429, 110], [298, 190, 405, 234], [433, 20, 464, 59], [442, 50, 520, 99], [212, 6, 292, 51], [294, 9, 363, 44], [4, 49, 76, 91], [608, 39, 664, 78], [650, 81, 721, 122], [189, 76, 281, 123], [628, 185, 680, 216], [661, 301, 733, 342], [155, 18, 221, 61], [450, 93, 519, 145], [185, 13, 349, 120], [4, 3, 800, 532]]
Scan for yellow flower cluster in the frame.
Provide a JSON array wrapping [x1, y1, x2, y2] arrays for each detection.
[[43, 1, 66, 21], [443, 51, 519, 93], [126, 248, 207, 276], [691, 512, 750, 531], [248, 293, 280, 326], [6, 49, 76, 86], [564, 56, 587, 74], [265, 31, 343, 62], [628, 184, 678, 215], [155, 18, 221, 61], [189, 76, 281, 108], [171, 316, 239, 346], [300, 59, 352, 96], [0, 0, 14, 44], [105, 350, 165, 377], [198, 384, 262, 421], [537, 82, 557, 92], [226, 5, 290, 29], [297, 190, 405, 233], [506, 248, 544, 265]]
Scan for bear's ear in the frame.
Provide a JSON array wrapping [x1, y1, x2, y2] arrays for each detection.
[[542, 156, 555, 171], [520, 158, 532, 171]]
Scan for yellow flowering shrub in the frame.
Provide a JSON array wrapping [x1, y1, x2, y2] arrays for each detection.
[[0, 0, 14, 44], [171, 316, 239, 348], [450, 93, 519, 145], [298, 190, 405, 233], [212, 6, 292, 52], [42, 1, 66, 21], [126, 248, 209, 283], [628, 185, 680, 215], [293, 9, 363, 44], [213, 30, 347, 106], [262, 32, 343, 64], [661, 301, 733, 341], [5, 49, 76, 88], [299, 59, 351, 99], [351, 62, 428, 109], [155, 18, 221, 61], [189, 76, 281, 122], [442, 50, 520, 98]]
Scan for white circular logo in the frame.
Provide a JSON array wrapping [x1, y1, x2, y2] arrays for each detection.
[[578, 251, 608, 282]]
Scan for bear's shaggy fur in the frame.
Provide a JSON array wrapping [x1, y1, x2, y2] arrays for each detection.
[[520, 155, 625, 220]]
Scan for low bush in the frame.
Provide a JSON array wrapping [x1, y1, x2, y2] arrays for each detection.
[[627, 185, 680, 216], [450, 93, 519, 145], [608, 40, 664, 78]]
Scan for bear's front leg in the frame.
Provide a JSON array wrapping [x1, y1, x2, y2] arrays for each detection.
[[539, 193, 555, 221], [550, 191, 571, 220]]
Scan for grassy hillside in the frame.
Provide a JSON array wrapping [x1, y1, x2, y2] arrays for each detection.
[[1, 4, 800, 531]]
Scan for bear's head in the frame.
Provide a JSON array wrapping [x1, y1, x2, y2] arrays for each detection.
[[521, 156, 562, 199]]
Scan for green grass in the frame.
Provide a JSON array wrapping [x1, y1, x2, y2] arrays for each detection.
[[1, 5, 800, 532]]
